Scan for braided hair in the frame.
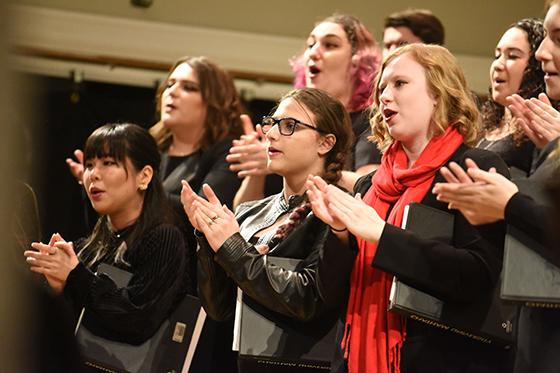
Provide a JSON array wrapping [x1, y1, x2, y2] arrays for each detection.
[[481, 18, 545, 146]]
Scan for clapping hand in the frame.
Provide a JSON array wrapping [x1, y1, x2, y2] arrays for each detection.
[[508, 93, 560, 149], [66, 149, 85, 184], [226, 115, 269, 177], [24, 233, 79, 293], [181, 182, 240, 251], [306, 175, 386, 243], [433, 158, 518, 225]]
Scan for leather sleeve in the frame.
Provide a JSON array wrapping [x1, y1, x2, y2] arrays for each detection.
[[196, 233, 237, 321], [213, 217, 353, 322]]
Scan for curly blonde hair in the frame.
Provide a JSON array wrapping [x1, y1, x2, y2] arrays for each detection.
[[370, 44, 480, 152]]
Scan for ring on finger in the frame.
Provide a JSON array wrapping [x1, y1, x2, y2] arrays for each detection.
[[211, 215, 219, 221]]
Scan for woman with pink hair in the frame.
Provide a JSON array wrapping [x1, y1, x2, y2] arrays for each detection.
[[228, 14, 381, 204]]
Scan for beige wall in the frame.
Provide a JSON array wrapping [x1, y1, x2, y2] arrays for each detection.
[[9, 1, 547, 97]]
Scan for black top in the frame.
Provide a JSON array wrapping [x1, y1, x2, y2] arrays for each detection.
[[350, 110, 382, 170], [160, 136, 241, 209], [160, 136, 242, 295], [477, 135, 535, 177], [510, 138, 560, 373], [64, 224, 186, 344], [506, 138, 559, 263], [337, 145, 512, 373]]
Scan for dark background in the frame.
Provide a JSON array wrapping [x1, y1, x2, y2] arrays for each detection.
[[21, 74, 275, 242]]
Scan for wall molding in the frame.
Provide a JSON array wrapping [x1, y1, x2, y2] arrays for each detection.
[[8, 4, 492, 97]]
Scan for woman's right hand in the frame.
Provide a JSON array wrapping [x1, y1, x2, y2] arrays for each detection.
[[65, 149, 85, 184], [306, 175, 345, 230], [226, 115, 269, 177], [24, 233, 78, 293]]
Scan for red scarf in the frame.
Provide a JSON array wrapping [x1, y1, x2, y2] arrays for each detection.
[[342, 127, 463, 373]]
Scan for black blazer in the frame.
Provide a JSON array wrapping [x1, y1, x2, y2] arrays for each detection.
[[511, 138, 560, 373], [334, 145, 512, 373]]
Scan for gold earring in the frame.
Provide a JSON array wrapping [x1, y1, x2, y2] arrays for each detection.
[[139, 184, 147, 191]]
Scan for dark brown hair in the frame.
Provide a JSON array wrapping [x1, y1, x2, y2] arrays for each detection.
[[481, 18, 545, 146], [150, 56, 244, 151], [384, 8, 445, 45], [280, 88, 353, 184]]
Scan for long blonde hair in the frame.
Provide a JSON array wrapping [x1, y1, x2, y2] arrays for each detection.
[[370, 44, 479, 152]]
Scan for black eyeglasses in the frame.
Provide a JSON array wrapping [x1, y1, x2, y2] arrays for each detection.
[[261, 116, 326, 136]]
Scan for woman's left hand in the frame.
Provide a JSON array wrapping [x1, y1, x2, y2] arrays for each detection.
[[322, 184, 386, 243], [24, 239, 79, 293], [306, 175, 345, 230], [508, 93, 560, 149], [193, 184, 240, 252]]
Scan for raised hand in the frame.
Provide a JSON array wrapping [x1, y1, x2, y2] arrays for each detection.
[[66, 149, 85, 184], [508, 93, 560, 149], [25, 236, 79, 293], [307, 175, 385, 243], [192, 186, 239, 251], [180, 180, 203, 230], [306, 175, 345, 230], [226, 119, 270, 178], [433, 159, 517, 225], [322, 184, 386, 243]]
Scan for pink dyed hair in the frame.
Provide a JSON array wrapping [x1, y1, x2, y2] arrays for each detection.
[[291, 14, 381, 112]]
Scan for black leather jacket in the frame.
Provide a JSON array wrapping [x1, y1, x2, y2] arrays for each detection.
[[196, 192, 355, 322]]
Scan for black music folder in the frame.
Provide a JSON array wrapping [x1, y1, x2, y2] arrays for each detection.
[[501, 225, 560, 307], [76, 264, 206, 373], [388, 203, 517, 346], [238, 257, 337, 370]]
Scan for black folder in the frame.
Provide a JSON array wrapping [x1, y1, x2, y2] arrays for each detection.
[[238, 257, 338, 370], [501, 225, 560, 307], [76, 264, 206, 373], [388, 203, 517, 346]]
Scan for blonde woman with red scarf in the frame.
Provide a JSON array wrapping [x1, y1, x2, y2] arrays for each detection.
[[307, 44, 511, 373]]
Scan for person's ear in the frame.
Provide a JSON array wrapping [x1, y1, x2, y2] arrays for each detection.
[[318, 134, 337, 156], [350, 54, 360, 74], [137, 165, 154, 191]]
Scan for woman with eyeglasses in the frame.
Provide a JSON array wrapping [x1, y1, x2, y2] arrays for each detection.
[[227, 14, 381, 206], [181, 88, 356, 372]]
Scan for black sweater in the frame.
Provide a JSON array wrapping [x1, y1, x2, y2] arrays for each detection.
[[64, 224, 186, 344]]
